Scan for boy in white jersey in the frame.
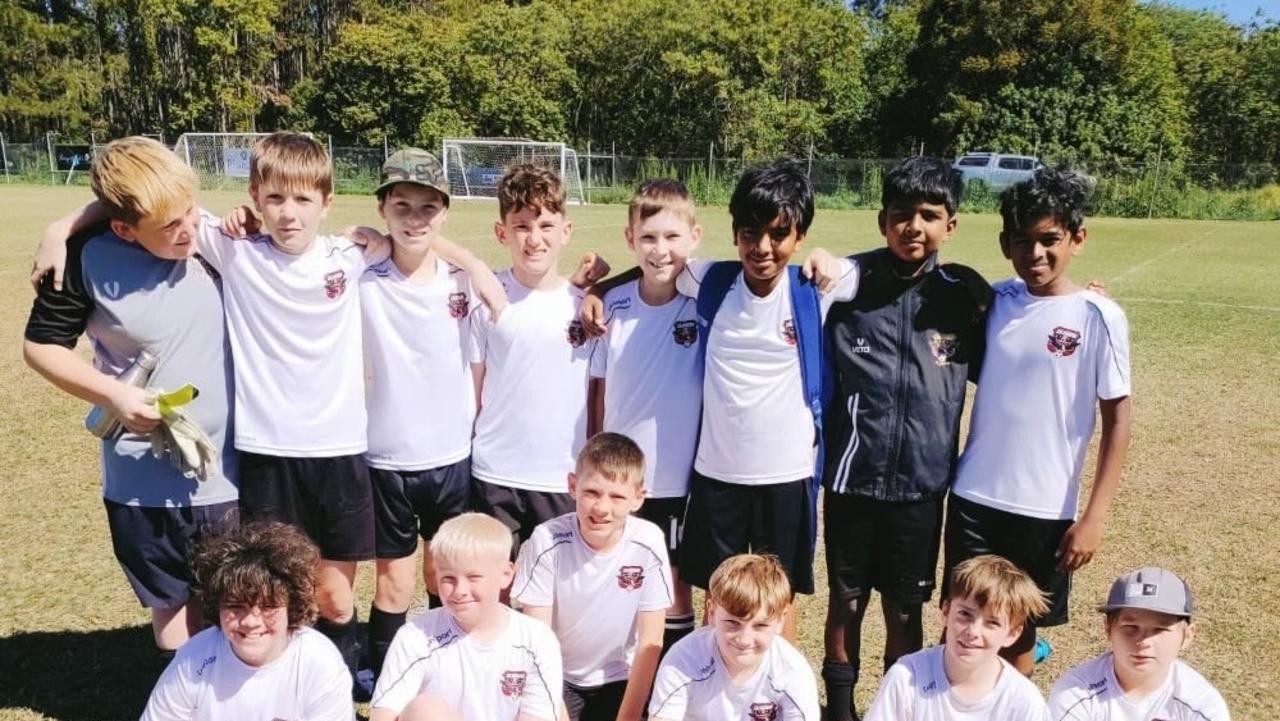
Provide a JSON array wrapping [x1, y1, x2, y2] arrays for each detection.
[[513, 432, 674, 721], [370, 512, 565, 721], [649, 553, 819, 721], [141, 521, 353, 721], [586, 180, 703, 652], [1049, 567, 1230, 721], [469, 164, 596, 553], [864, 555, 1049, 721], [945, 168, 1134, 675]]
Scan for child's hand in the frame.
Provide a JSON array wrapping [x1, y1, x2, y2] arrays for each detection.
[[343, 225, 391, 263], [109, 383, 162, 435], [570, 252, 611, 290], [802, 247, 841, 293], [1055, 516, 1104, 571], [580, 294, 608, 338], [1086, 279, 1109, 297], [221, 205, 260, 237], [30, 219, 72, 292]]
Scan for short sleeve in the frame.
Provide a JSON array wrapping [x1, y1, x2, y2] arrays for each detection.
[[139, 650, 198, 721], [193, 210, 234, 272], [467, 302, 491, 365], [1092, 302, 1131, 400], [782, 662, 821, 721], [304, 642, 357, 721], [519, 625, 565, 721], [511, 528, 557, 608], [370, 626, 429, 715], [588, 332, 608, 379], [639, 538, 675, 612], [820, 256, 861, 318], [25, 230, 95, 349], [647, 655, 691, 721], [675, 258, 714, 299], [862, 662, 913, 721]]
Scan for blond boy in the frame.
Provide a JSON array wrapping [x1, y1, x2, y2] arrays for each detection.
[[864, 555, 1049, 721], [370, 513, 565, 721], [649, 554, 819, 721], [514, 432, 673, 721]]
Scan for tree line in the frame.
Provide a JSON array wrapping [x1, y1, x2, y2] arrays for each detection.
[[2, 0, 1277, 166]]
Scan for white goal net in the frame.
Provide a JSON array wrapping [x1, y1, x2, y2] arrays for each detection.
[[441, 138, 587, 204], [172, 133, 273, 185]]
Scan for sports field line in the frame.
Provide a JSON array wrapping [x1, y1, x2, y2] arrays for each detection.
[[1109, 228, 1214, 284], [1116, 296, 1280, 313]]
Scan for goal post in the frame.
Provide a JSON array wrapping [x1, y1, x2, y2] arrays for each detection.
[[440, 138, 587, 204], [171, 133, 274, 186]]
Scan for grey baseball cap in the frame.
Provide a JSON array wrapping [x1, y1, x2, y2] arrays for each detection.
[[376, 147, 450, 204], [1098, 567, 1193, 618]]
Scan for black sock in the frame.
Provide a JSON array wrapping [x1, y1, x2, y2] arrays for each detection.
[[315, 612, 361, 678], [367, 605, 407, 679], [663, 613, 696, 657], [822, 659, 858, 721]]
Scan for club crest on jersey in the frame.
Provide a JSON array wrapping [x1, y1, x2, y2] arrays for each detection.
[[1047, 326, 1082, 357], [781, 319, 797, 346], [500, 670, 527, 697], [324, 270, 347, 300], [673, 320, 698, 347], [567, 320, 588, 347], [617, 565, 645, 590], [448, 291, 469, 319], [748, 702, 779, 721], [929, 332, 959, 366]]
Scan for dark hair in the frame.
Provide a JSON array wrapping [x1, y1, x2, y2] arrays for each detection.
[[729, 159, 814, 236], [192, 521, 320, 630], [1000, 167, 1094, 235], [882, 156, 963, 216], [498, 163, 565, 219]]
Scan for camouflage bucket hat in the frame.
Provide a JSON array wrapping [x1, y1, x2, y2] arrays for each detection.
[[376, 147, 450, 204]]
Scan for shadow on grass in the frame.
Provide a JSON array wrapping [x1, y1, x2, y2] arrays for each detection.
[[1, 624, 162, 721]]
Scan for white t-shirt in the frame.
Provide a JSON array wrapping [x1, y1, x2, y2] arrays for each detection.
[[588, 280, 702, 498], [468, 271, 595, 492], [140, 626, 353, 721], [512, 512, 674, 686], [648, 626, 819, 721], [360, 257, 475, 470], [1048, 652, 1231, 721], [371, 606, 564, 721], [676, 260, 858, 485], [197, 214, 371, 456], [952, 279, 1131, 520], [864, 645, 1049, 721]]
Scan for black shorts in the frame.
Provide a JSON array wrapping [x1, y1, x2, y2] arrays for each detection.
[[563, 680, 627, 721], [370, 457, 472, 559], [470, 477, 574, 557], [238, 451, 375, 562], [942, 494, 1073, 627], [680, 471, 816, 594], [636, 496, 688, 565], [104, 499, 239, 609], [824, 492, 944, 605]]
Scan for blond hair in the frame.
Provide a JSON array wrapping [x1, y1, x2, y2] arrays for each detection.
[[90, 136, 198, 226], [575, 432, 645, 489], [250, 132, 332, 196], [948, 554, 1049, 629], [628, 178, 697, 227], [709, 554, 791, 622], [497, 164, 565, 219], [430, 512, 512, 567]]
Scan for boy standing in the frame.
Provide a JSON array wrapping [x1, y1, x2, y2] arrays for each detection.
[[24, 136, 239, 654], [586, 179, 703, 651], [1049, 567, 1231, 720], [513, 432, 674, 721], [945, 168, 1133, 674], [820, 157, 990, 719], [370, 513, 565, 721], [863, 555, 1050, 721], [648, 554, 820, 721]]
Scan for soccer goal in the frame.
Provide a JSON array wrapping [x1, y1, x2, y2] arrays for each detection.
[[172, 133, 273, 186], [441, 138, 587, 204]]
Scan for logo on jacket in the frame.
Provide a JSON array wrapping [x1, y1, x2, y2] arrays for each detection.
[[447, 291, 470, 319], [673, 320, 698, 347], [852, 337, 871, 354], [617, 565, 645, 590], [748, 702, 779, 721], [929, 332, 958, 366], [324, 270, 347, 300], [781, 319, 797, 346], [1047, 326, 1082, 357], [500, 670, 527, 697], [567, 320, 588, 347]]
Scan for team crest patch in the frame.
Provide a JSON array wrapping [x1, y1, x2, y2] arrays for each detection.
[[781, 319, 797, 346], [748, 702, 779, 721], [447, 291, 469, 319], [324, 270, 347, 300], [929, 332, 959, 367], [617, 565, 645, 590], [567, 320, 588, 347], [1047, 326, 1082, 357], [673, 320, 698, 347], [500, 670, 527, 697]]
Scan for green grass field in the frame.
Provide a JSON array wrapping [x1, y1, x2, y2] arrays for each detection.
[[1, 185, 1277, 720]]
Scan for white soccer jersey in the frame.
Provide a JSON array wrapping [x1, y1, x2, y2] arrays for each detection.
[[588, 280, 702, 498], [360, 257, 475, 470], [196, 213, 370, 456], [468, 271, 595, 492], [864, 645, 1049, 721], [952, 279, 1131, 520], [648, 626, 819, 721], [371, 606, 564, 721], [1048, 652, 1231, 721], [512, 512, 674, 686], [140, 626, 353, 721]]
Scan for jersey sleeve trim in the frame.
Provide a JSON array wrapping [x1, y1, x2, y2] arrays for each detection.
[[510, 539, 569, 601]]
